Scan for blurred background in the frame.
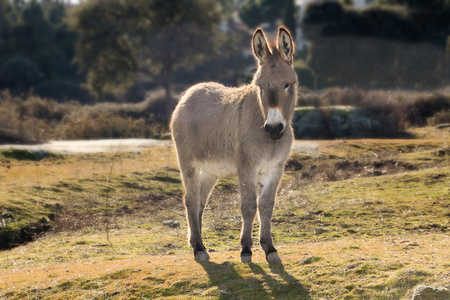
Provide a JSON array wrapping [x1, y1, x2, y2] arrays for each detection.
[[0, 0, 449, 143]]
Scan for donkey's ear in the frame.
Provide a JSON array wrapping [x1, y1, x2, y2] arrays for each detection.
[[277, 26, 294, 64], [252, 28, 271, 64]]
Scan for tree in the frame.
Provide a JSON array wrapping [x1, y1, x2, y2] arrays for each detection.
[[0, 0, 80, 96], [260, 0, 284, 25], [239, 0, 261, 28], [282, 0, 297, 38], [74, 0, 222, 110], [239, 0, 286, 28], [302, 1, 450, 89], [1, 56, 41, 89], [405, 0, 445, 9], [140, 0, 222, 109]]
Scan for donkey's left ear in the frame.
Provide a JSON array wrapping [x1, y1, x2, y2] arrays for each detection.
[[277, 26, 294, 64]]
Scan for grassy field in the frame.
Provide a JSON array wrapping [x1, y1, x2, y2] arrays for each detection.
[[0, 127, 449, 299]]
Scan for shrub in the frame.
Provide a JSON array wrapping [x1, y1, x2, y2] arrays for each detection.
[[141, 89, 180, 119], [15, 96, 79, 122], [0, 127, 36, 144], [295, 63, 315, 90], [427, 110, 450, 125], [296, 87, 450, 136], [0, 57, 42, 88], [0, 91, 54, 143], [0, 89, 172, 143], [33, 80, 95, 104], [114, 80, 157, 103], [57, 112, 156, 140]]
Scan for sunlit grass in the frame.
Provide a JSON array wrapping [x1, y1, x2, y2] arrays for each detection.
[[0, 128, 449, 299]]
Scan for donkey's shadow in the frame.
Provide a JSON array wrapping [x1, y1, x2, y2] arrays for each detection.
[[198, 260, 310, 299]]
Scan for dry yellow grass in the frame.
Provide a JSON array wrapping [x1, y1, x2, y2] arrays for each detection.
[[0, 146, 177, 191], [1, 233, 448, 299], [0, 127, 448, 299]]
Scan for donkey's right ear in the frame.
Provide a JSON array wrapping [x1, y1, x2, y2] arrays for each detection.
[[252, 28, 271, 64]]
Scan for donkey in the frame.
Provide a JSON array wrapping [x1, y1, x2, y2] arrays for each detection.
[[170, 27, 297, 264]]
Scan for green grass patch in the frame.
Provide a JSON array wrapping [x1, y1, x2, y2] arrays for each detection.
[[1, 148, 61, 161], [0, 134, 449, 299]]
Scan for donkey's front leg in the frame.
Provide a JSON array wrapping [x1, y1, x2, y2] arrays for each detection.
[[258, 167, 284, 264], [238, 171, 257, 263]]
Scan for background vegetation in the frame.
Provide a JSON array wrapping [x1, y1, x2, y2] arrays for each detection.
[[0, 1, 449, 298], [303, 0, 450, 89], [0, 128, 448, 298], [1, 0, 450, 144]]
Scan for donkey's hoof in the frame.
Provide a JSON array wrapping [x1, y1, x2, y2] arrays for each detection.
[[194, 251, 210, 261], [241, 254, 252, 264], [266, 252, 281, 264]]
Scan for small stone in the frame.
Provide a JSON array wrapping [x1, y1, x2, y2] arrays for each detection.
[[412, 285, 450, 300], [163, 220, 180, 228]]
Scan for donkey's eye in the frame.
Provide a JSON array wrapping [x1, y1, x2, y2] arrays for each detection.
[[284, 83, 290, 91], [260, 88, 264, 96]]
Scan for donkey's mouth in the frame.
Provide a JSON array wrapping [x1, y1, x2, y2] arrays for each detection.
[[264, 123, 284, 140], [269, 133, 283, 140]]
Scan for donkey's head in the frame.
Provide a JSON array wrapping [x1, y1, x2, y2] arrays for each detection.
[[252, 27, 298, 140]]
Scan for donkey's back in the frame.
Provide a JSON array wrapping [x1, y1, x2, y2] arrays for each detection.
[[171, 81, 259, 177]]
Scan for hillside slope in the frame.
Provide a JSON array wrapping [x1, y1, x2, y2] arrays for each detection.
[[0, 127, 448, 299]]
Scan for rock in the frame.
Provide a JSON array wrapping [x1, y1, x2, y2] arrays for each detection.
[[436, 123, 450, 129], [412, 285, 450, 300], [292, 106, 381, 139], [163, 220, 180, 228]]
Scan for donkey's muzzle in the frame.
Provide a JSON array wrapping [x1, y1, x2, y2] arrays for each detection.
[[264, 123, 285, 139]]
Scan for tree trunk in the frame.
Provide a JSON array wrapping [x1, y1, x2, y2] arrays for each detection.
[[162, 75, 174, 119], [161, 60, 175, 119]]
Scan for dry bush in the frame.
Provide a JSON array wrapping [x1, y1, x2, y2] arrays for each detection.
[[0, 90, 80, 143], [427, 110, 450, 125], [140, 89, 181, 119], [298, 87, 321, 107], [297, 87, 450, 136], [57, 111, 156, 140], [0, 89, 171, 143]]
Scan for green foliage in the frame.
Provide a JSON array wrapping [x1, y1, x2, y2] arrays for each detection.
[[1, 149, 59, 161], [294, 58, 330, 90], [239, 0, 287, 27], [405, 0, 447, 8], [282, 0, 297, 38], [172, 30, 253, 87], [74, 0, 222, 106], [0, 0, 80, 98], [303, 1, 450, 88], [0, 56, 42, 88]]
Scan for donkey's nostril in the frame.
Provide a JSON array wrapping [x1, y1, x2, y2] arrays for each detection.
[[275, 123, 284, 134], [264, 123, 285, 139]]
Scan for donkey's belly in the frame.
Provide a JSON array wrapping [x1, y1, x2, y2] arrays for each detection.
[[198, 160, 238, 178]]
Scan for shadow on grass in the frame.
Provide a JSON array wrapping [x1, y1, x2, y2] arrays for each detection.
[[198, 260, 310, 299]]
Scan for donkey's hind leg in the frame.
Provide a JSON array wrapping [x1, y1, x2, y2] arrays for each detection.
[[198, 172, 217, 235], [181, 165, 216, 261]]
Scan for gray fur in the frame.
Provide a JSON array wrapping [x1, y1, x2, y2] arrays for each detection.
[[170, 27, 298, 263]]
